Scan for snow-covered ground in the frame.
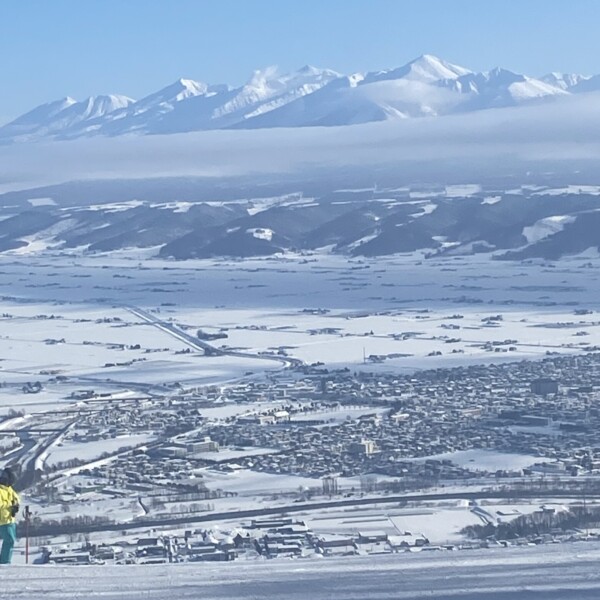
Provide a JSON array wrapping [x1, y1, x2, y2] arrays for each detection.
[[407, 449, 550, 472], [7, 543, 600, 599], [306, 502, 483, 544], [45, 433, 154, 467], [0, 302, 276, 394], [302, 497, 570, 545], [1, 253, 600, 380], [195, 468, 329, 495]]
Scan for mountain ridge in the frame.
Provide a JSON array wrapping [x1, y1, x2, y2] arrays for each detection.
[[1, 184, 600, 261], [0, 54, 590, 143]]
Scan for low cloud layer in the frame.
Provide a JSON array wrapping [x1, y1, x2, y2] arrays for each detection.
[[1, 93, 600, 193]]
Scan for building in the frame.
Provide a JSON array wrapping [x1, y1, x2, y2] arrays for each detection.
[[186, 436, 219, 453], [531, 378, 559, 396], [358, 531, 389, 544], [250, 517, 293, 529], [48, 551, 92, 565], [273, 410, 290, 423], [316, 534, 356, 554], [348, 439, 377, 457], [520, 415, 550, 427], [322, 475, 338, 495]]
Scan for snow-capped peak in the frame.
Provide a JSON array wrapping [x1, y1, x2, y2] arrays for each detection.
[[278, 65, 341, 90], [78, 94, 135, 119], [541, 72, 591, 90], [298, 64, 326, 75], [0, 94, 134, 141], [8, 96, 77, 125], [173, 78, 208, 98], [405, 54, 472, 80], [487, 67, 525, 82], [213, 64, 340, 122], [136, 78, 208, 108], [364, 54, 472, 84], [436, 67, 567, 108], [52, 96, 78, 111], [296, 64, 341, 79]]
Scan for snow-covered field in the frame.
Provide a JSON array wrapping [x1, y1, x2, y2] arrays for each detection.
[[7, 543, 600, 599], [408, 449, 550, 472], [0, 302, 275, 395], [45, 433, 154, 467], [306, 502, 483, 544], [302, 497, 569, 545], [196, 468, 327, 495], [0, 253, 599, 381]]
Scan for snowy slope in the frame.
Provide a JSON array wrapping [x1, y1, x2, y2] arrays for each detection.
[[242, 64, 565, 128], [6, 544, 600, 599], [1, 184, 600, 260], [0, 97, 78, 139], [235, 74, 416, 128], [78, 66, 339, 136], [571, 74, 600, 93], [214, 65, 340, 122], [117, 78, 210, 118], [0, 95, 134, 141], [440, 68, 567, 109], [542, 72, 590, 90], [87, 78, 212, 135], [240, 56, 475, 127]]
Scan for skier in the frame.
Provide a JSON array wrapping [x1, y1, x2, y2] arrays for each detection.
[[0, 467, 20, 564]]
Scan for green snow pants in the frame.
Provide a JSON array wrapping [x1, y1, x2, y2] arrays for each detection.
[[0, 523, 16, 564]]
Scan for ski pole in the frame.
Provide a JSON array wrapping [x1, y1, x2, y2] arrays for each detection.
[[24, 505, 31, 564]]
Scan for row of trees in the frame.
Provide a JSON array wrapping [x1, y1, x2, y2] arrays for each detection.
[[463, 504, 600, 540], [27, 514, 115, 537]]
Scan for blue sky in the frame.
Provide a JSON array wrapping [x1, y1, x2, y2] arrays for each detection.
[[1, 0, 598, 122]]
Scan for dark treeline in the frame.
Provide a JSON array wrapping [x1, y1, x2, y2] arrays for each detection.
[[26, 515, 114, 538], [463, 504, 600, 540]]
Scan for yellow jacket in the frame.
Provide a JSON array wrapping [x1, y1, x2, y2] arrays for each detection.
[[0, 484, 19, 525]]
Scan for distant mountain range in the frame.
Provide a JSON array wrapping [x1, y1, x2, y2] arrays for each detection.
[[1, 54, 594, 143]]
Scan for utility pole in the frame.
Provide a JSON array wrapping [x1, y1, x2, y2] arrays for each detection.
[[582, 482, 589, 538]]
